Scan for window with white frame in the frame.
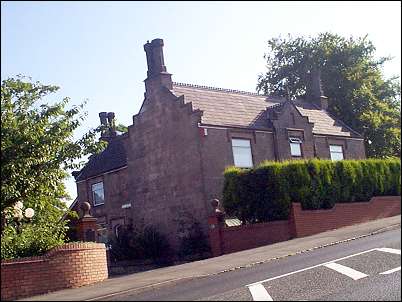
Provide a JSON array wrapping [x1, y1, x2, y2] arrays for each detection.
[[329, 145, 344, 161], [92, 182, 105, 206], [289, 137, 302, 157], [231, 139, 253, 168]]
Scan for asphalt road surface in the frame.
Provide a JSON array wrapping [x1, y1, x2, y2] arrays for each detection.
[[100, 228, 401, 301]]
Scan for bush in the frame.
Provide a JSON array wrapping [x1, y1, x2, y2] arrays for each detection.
[[222, 158, 401, 223], [222, 166, 243, 220], [1, 201, 70, 260], [107, 224, 141, 262], [107, 224, 172, 264], [1, 222, 66, 260], [178, 221, 210, 258], [174, 209, 210, 259], [138, 226, 172, 264]]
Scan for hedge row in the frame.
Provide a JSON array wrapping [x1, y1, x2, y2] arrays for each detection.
[[222, 158, 401, 223]]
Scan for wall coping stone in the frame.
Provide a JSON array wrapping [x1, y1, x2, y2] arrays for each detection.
[[1, 242, 105, 265]]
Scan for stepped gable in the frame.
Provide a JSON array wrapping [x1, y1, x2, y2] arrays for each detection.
[[293, 99, 358, 137]]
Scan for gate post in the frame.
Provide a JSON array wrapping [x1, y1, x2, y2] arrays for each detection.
[[76, 202, 98, 242], [208, 199, 225, 257]]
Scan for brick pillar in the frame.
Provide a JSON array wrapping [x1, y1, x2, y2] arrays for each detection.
[[208, 199, 225, 257], [288, 202, 303, 238], [76, 202, 98, 242], [288, 203, 297, 238]]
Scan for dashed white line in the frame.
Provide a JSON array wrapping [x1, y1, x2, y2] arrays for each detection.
[[380, 266, 401, 275], [248, 284, 273, 301], [246, 247, 401, 301], [323, 262, 368, 280], [246, 248, 377, 287]]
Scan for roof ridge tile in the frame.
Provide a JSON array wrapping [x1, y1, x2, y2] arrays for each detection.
[[172, 82, 266, 97]]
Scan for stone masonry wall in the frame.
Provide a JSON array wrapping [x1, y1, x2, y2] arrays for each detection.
[[127, 90, 209, 250], [74, 166, 129, 237], [314, 136, 366, 159], [199, 127, 276, 202]]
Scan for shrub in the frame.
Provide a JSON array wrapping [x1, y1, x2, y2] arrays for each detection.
[[138, 226, 172, 263], [174, 209, 210, 259], [1, 222, 66, 260], [222, 158, 400, 223], [1, 201, 70, 260], [222, 166, 243, 220], [108, 224, 172, 264], [107, 224, 141, 262], [178, 221, 210, 258]]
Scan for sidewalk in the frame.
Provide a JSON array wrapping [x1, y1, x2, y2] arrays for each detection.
[[21, 215, 401, 301]]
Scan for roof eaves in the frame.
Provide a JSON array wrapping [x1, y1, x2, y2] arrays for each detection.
[[199, 122, 274, 132], [75, 165, 128, 183]]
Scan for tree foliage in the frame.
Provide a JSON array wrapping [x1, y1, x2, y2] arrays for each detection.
[[257, 33, 401, 158], [115, 123, 128, 133], [1, 76, 106, 258]]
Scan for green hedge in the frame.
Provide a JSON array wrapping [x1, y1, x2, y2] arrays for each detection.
[[222, 158, 400, 223]]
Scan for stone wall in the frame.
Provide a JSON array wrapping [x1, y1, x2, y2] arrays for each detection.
[[199, 126, 277, 203], [127, 89, 209, 250]]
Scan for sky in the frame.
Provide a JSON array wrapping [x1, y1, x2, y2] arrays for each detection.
[[2, 1, 401, 206]]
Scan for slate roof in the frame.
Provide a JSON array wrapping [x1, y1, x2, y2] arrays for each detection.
[[74, 83, 360, 181], [172, 82, 360, 137], [74, 135, 127, 182]]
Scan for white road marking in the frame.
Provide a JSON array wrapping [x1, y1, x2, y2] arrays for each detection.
[[246, 247, 401, 300], [380, 266, 401, 275], [246, 248, 377, 287], [247, 284, 273, 301], [323, 262, 368, 280], [376, 248, 401, 255]]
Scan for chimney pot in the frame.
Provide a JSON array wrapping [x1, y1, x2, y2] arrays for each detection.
[[144, 38, 167, 77], [99, 112, 107, 125], [308, 68, 328, 110], [143, 38, 173, 94], [107, 112, 116, 137], [107, 112, 115, 124]]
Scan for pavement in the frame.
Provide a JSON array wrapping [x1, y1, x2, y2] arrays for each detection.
[[20, 215, 401, 301]]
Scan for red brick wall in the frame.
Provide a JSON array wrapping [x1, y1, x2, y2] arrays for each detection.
[[221, 220, 292, 255], [1, 242, 108, 301], [290, 196, 401, 238], [208, 196, 400, 256]]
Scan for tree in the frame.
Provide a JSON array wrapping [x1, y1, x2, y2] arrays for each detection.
[[257, 33, 401, 158], [1, 75, 106, 259], [115, 123, 128, 133]]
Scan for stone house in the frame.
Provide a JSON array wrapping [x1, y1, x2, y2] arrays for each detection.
[[71, 38, 366, 250]]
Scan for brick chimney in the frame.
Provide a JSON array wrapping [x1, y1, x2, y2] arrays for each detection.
[[143, 38, 173, 96], [308, 68, 328, 110], [99, 112, 107, 127], [99, 111, 116, 141]]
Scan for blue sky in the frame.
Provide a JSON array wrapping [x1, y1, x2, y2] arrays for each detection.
[[2, 1, 401, 205]]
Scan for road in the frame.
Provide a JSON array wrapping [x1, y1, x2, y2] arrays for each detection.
[[98, 228, 401, 301]]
